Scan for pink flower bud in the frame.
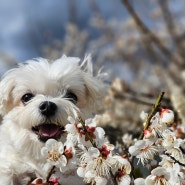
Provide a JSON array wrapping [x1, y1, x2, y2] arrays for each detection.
[[144, 130, 154, 139], [160, 109, 174, 125]]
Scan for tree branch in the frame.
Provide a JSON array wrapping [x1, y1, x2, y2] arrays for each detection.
[[121, 0, 184, 67], [139, 92, 165, 139], [158, 0, 185, 62]]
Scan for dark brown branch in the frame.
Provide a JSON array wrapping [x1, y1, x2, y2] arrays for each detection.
[[159, 0, 177, 41], [158, 0, 185, 61], [166, 153, 185, 167], [121, 0, 184, 68], [113, 89, 171, 108], [79, 117, 97, 148], [115, 93, 154, 106], [46, 166, 55, 182]]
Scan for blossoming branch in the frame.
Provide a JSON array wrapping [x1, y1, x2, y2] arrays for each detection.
[[29, 92, 185, 185]]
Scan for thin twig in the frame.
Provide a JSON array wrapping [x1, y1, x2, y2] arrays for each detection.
[[140, 35, 166, 65], [114, 89, 171, 108], [115, 93, 153, 106], [159, 0, 177, 41], [166, 153, 185, 167], [158, 0, 185, 61], [78, 117, 97, 148], [78, 117, 118, 185], [121, 0, 184, 67], [139, 92, 165, 139], [46, 166, 55, 182]]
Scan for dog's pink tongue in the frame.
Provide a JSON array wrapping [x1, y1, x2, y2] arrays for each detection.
[[39, 124, 59, 137]]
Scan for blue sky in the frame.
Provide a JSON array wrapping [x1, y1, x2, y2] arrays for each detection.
[[0, 0, 184, 83], [0, 0, 182, 63], [0, 0, 126, 62]]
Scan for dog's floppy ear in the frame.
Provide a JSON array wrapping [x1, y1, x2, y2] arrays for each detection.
[[80, 55, 108, 113], [0, 69, 16, 116]]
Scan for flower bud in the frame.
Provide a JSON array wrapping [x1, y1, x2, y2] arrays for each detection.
[[160, 109, 174, 125]]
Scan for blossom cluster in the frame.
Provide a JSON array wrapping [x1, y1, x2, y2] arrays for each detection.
[[40, 116, 132, 185], [34, 106, 185, 185], [129, 108, 185, 184]]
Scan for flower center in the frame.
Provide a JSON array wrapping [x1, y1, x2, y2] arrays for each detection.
[[155, 175, 166, 183], [140, 145, 149, 152], [99, 145, 110, 159], [97, 157, 104, 165], [64, 147, 73, 160], [115, 167, 126, 182], [48, 149, 61, 162], [167, 136, 174, 143]]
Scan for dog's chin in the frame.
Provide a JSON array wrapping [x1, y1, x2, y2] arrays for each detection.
[[32, 123, 65, 143]]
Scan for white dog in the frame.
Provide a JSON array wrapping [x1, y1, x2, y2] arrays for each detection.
[[0, 55, 106, 185]]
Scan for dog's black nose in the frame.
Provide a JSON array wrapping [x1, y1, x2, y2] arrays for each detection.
[[39, 101, 57, 117]]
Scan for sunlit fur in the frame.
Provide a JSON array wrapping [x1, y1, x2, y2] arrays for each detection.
[[0, 55, 106, 185]]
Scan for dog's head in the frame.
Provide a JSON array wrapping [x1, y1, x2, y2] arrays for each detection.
[[0, 55, 106, 142]]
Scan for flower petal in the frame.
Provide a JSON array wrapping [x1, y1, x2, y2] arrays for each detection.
[[41, 147, 48, 157], [46, 139, 58, 150], [88, 147, 100, 158], [58, 143, 64, 154], [95, 176, 107, 185], [77, 167, 86, 178]]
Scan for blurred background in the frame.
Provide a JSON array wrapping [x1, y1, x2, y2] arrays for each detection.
[[1, 0, 185, 139]]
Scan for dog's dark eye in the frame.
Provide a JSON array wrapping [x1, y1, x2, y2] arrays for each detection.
[[21, 93, 34, 104], [65, 91, 78, 104]]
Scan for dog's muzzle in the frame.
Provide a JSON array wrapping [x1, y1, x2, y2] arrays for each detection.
[[32, 123, 65, 142], [32, 101, 66, 142]]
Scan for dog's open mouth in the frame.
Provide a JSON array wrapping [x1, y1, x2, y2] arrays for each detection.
[[32, 123, 65, 142]]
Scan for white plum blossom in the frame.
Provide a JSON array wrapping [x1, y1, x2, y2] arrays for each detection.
[[162, 130, 185, 164], [180, 139, 185, 150], [149, 112, 167, 136], [166, 147, 185, 164], [140, 110, 148, 121], [66, 116, 107, 148], [129, 139, 158, 165], [134, 178, 145, 185], [158, 156, 185, 184], [160, 108, 174, 125], [36, 107, 185, 185], [79, 118, 107, 148], [78, 169, 108, 185], [41, 138, 78, 174], [159, 155, 174, 168], [77, 144, 117, 184], [146, 109, 174, 138], [59, 140, 78, 173], [145, 167, 170, 185], [112, 155, 131, 185], [41, 139, 67, 168], [143, 129, 156, 140], [167, 163, 185, 185], [122, 133, 134, 147], [162, 129, 181, 149], [65, 116, 80, 144]]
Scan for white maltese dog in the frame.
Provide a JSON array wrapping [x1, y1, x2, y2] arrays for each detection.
[[0, 55, 106, 185]]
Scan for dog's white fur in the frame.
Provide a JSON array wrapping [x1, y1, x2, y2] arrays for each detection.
[[0, 55, 106, 185]]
